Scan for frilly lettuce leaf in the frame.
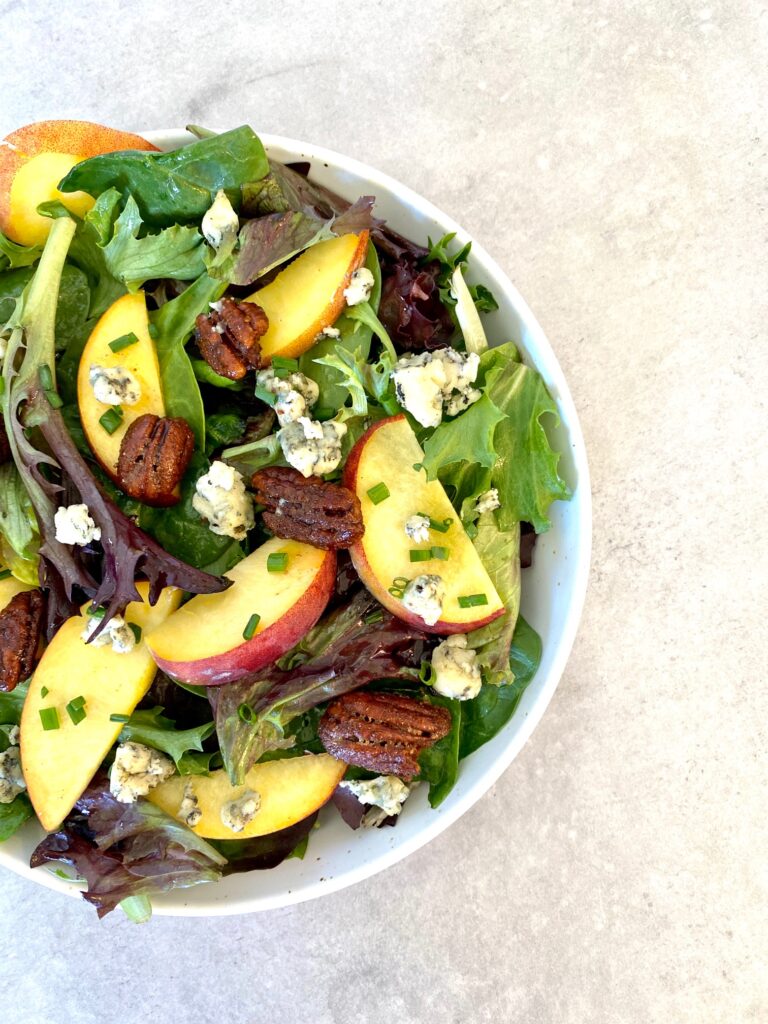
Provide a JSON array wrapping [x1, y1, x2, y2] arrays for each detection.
[[117, 707, 215, 773], [466, 514, 521, 685]]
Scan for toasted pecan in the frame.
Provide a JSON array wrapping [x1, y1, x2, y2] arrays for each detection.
[[252, 466, 364, 549], [116, 414, 195, 506], [195, 297, 268, 380], [0, 589, 44, 692], [318, 690, 452, 778]]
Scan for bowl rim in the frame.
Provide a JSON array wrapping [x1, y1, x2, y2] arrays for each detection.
[[0, 129, 592, 916]]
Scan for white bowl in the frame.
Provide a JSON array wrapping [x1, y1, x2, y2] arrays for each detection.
[[0, 130, 591, 915]]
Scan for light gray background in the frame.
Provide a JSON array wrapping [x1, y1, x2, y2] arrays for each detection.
[[2, 2, 765, 1022]]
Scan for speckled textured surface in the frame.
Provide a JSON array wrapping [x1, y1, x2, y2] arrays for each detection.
[[1, 1, 766, 1021]]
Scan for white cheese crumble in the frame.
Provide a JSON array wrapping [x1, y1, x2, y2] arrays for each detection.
[[0, 744, 25, 804], [391, 347, 481, 428], [220, 788, 261, 833], [404, 514, 431, 544], [475, 488, 500, 514], [201, 189, 239, 250], [343, 267, 375, 306], [81, 612, 137, 654], [255, 367, 320, 427], [109, 742, 175, 804], [318, 325, 341, 340], [431, 634, 482, 700], [192, 460, 254, 540], [179, 781, 202, 828], [89, 365, 141, 406], [54, 504, 101, 546], [339, 775, 411, 826], [402, 574, 445, 626], [278, 417, 347, 477]]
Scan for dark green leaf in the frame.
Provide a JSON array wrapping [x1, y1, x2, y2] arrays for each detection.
[[0, 263, 89, 353], [0, 680, 30, 726], [192, 358, 245, 391], [417, 693, 462, 807], [0, 793, 33, 841], [0, 231, 41, 271], [119, 706, 215, 770]]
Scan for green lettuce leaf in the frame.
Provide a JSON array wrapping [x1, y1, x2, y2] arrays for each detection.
[[0, 463, 40, 583], [58, 126, 270, 226], [0, 679, 30, 726], [0, 231, 41, 271], [421, 395, 505, 478], [118, 707, 215, 773]]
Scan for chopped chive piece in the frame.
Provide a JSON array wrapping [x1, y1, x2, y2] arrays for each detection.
[[0, 569, 11, 581], [65, 698, 87, 725], [388, 575, 409, 597], [128, 623, 142, 644], [431, 546, 449, 560], [38, 364, 53, 390], [108, 331, 139, 353], [148, 323, 159, 340], [87, 605, 106, 620], [366, 482, 390, 505], [417, 513, 453, 533], [409, 548, 433, 562], [238, 702, 257, 724], [98, 406, 124, 434], [39, 707, 59, 731], [40, 685, 49, 698], [313, 406, 335, 422], [254, 385, 277, 407], [267, 552, 288, 572], [271, 356, 299, 378], [242, 613, 261, 640], [45, 390, 63, 409], [364, 609, 384, 624], [110, 713, 130, 723], [458, 593, 488, 608], [68, 695, 86, 710]]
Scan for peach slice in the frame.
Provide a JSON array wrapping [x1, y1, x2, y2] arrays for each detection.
[[20, 583, 182, 832], [343, 415, 505, 634], [146, 537, 336, 686], [0, 119, 158, 247], [0, 571, 34, 612], [147, 754, 346, 840], [245, 230, 369, 362], [77, 291, 165, 483]]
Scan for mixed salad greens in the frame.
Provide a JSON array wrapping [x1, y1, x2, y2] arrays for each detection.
[[0, 121, 570, 919]]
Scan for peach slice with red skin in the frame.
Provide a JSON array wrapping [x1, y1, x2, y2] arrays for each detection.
[[343, 415, 505, 634], [0, 119, 158, 246], [146, 538, 336, 686]]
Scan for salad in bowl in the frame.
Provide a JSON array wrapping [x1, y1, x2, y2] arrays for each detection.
[[0, 121, 576, 919]]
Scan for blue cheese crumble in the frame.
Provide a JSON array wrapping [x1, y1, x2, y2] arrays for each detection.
[[343, 267, 375, 306], [109, 742, 175, 803], [202, 189, 239, 250], [278, 417, 347, 477], [391, 347, 481, 428], [220, 789, 261, 833], [192, 461, 254, 540], [431, 634, 482, 700], [81, 612, 137, 654], [475, 488, 500, 514], [402, 574, 445, 626], [54, 504, 101, 546], [339, 775, 411, 826], [179, 781, 202, 828], [404, 514, 431, 544], [89, 365, 141, 406], [0, 743, 25, 804], [256, 367, 320, 427]]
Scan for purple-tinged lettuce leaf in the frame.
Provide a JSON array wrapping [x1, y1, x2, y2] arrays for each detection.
[[213, 591, 433, 784], [30, 778, 225, 918], [209, 812, 319, 873]]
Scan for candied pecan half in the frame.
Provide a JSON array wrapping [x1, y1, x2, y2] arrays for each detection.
[[0, 418, 10, 464], [195, 297, 268, 380], [0, 589, 44, 692], [252, 466, 364, 549], [116, 414, 195, 507], [318, 691, 452, 778]]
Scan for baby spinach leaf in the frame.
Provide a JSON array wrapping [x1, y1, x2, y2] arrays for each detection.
[[417, 693, 462, 807], [118, 707, 215, 770], [0, 793, 33, 841], [0, 680, 30, 726], [191, 358, 245, 391], [0, 263, 90, 352], [58, 126, 270, 226], [204, 411, 246, 456]]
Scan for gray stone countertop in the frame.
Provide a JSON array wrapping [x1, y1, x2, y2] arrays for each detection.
[[1, 1, 765, 1021]]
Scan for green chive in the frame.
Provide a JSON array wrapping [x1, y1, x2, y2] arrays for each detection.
[[417, 513, 453, 533], [431, 546, 449, 560], [254, 385, 277, 407], [98, 406, 124, 434], [66, 698, 87, 725], [238, 702, 257, 724], [110, 713, 130, 723], [409, 548, 433, 562], [242, 613, 261, 640], [87, 605, 106, 620], [40, 685, 49, 698], [108, 332, 139, 353], [45, 390, 63, 409], [366, 482, 390, 505], [39, 707, 59, 731], [267, 552, 288, 572], [271, 356, 299, 378], [364, 609, 384, 625], [38, 364, 53, 390], [0, 569, 11, 581], [148, 323, 159, 340], [128, 623, 142, 644], [458, 593, 488, 608]]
